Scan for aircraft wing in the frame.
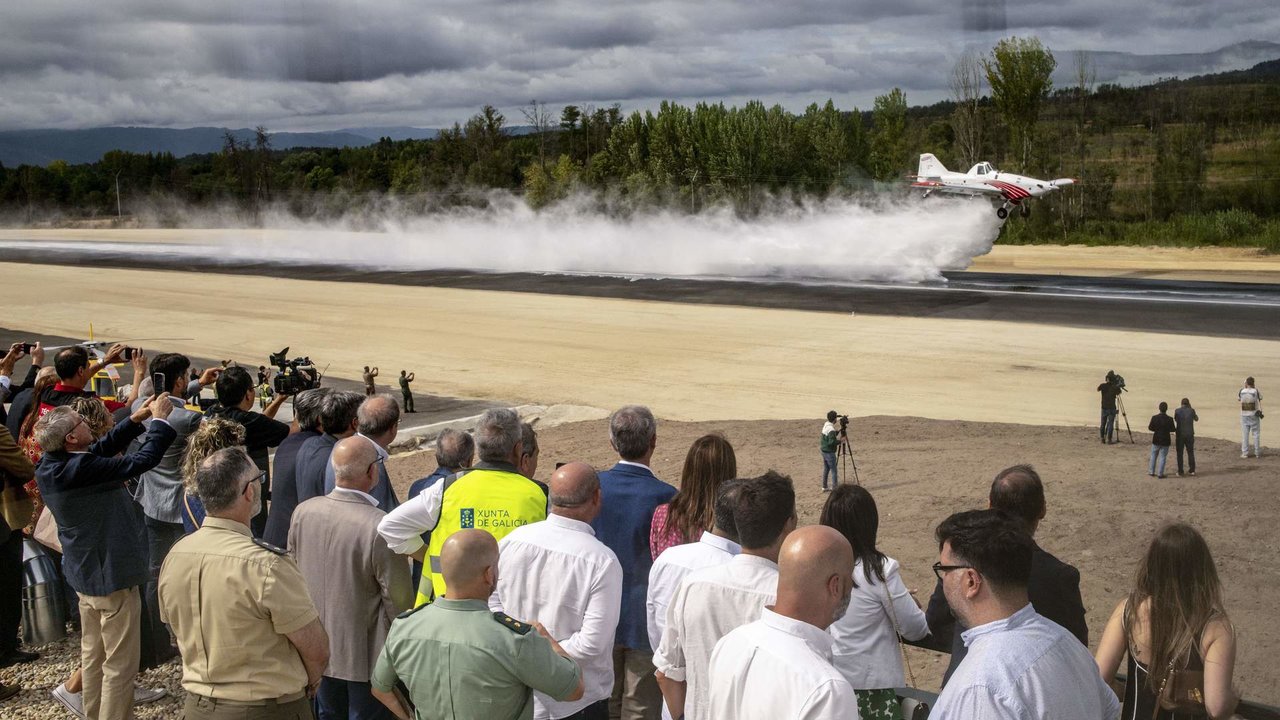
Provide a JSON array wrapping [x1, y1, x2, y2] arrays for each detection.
[[911, 179, 1006, 199]]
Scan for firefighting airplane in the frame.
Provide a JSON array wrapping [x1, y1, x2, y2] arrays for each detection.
[[910, 153, 1075, 219]]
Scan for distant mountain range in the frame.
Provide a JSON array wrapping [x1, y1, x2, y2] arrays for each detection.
[[1067, 40, 1280, 86], [0, 126, 445, 167]]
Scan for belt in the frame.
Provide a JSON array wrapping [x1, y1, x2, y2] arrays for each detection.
[[188, 691, 306, 707]]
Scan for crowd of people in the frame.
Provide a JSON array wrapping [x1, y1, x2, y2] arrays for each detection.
[[0, 340, 1246, 719]]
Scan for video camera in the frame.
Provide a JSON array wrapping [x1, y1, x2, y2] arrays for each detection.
[[1107, 371, 1127, 392], [837, 414, 850, 435], [269, 347, 321, 396]]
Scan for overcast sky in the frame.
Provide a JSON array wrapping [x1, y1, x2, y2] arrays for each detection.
[[1, 0, 1277, 131]]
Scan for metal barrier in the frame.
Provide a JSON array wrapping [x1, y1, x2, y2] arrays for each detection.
[[20, 538, 68, 646]]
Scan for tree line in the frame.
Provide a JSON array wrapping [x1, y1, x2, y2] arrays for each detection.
[[2, 37, 1279, 249]]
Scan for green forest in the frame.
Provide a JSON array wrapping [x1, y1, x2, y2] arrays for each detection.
[[3, 37, 1280, 250]]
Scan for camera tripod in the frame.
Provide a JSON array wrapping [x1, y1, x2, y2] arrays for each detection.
[[1115, 395, 1134, 444], [837, 431, 861, 485]]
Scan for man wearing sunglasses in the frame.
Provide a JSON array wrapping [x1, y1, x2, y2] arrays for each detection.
[[33, 395, 178, 720]]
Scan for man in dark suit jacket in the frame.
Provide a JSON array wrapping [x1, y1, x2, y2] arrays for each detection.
[[925, 464, 1087, 686], [590, 405, 676, 720], [261, 387, 329, 548], [34, 396, 176, 719]]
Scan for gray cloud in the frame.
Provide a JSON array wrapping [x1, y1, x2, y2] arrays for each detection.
[[0, 0, 1276, 132]]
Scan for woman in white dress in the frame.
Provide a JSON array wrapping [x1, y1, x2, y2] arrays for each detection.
[[821, 484, 930, 720]]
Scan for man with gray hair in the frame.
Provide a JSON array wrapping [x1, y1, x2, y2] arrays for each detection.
[[291, 437, 413, 720], [590, 404, 675, 720], [35, 396, 177, 720], [160, 447, 330, 720], [321, 395, 401, 511], [294, 390, 364, 506], [379, 407, 548, 607], [490, 462, 623, 720], [406, 428, 476, 589], [263, 387, 330, 547]]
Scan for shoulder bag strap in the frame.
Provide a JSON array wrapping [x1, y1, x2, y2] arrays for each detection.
[[882, 572, 917, 688]]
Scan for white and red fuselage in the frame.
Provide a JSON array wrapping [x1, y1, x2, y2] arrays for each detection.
[[910, 153, 1074, 218]]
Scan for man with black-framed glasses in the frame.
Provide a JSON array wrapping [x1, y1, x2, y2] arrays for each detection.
[[33, 396, 177, 720], [160, 447, 329, 720], [929, 510, 1118, 720]]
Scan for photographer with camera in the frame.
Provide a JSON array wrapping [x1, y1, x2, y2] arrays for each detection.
[[207, 366, 292, 537], [1239, 377, 1263, 458], [0, 342, 44, 426], [820, 411, 843, 492], [1097, 371, 1124, 444]]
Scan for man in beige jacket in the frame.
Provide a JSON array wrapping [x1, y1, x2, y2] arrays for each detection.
[[290, 435, 413, 720]]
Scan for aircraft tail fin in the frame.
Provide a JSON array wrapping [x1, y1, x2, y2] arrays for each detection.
[[917, 153, 947, 179]]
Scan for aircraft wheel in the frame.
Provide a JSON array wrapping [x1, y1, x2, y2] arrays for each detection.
[[996, 207, 1009, 219], [1020, 204, 1031, 218]]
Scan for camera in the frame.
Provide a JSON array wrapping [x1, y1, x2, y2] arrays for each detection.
[[1106, 370, 1127, 392], [269, 347, 321, 396], [837, 414, 850, 434]]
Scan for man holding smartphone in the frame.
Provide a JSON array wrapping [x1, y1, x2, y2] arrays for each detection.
[[130, 354, 221, 663]]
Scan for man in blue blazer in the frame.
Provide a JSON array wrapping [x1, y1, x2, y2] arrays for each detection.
[[35, 395, 177, 720], [591, 405, 676, 720]]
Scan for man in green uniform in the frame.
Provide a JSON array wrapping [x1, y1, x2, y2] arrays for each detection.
[[159, 447, 331, 720], [371, 529, 584, 720]]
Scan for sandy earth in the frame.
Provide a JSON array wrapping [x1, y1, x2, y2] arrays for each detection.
[[375, 416, 1280, 705], [3, 260, 1277, 443]]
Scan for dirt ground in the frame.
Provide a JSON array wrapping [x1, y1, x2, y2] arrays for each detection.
[[382, 415, 1280, 705]]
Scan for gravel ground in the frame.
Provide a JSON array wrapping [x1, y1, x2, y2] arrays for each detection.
[[0, 633, 184, 719]]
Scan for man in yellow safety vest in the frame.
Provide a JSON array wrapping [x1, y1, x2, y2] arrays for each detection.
[[377, 408, 548, 606]]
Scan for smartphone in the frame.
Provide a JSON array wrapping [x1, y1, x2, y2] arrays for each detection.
[[18, 342, 35, 354], [122, 346, 137, 361], [152, 372, 167, 397]]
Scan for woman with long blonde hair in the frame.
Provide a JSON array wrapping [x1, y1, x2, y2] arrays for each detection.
[[1095, 522, 1238, 719], [179, 418, 246, 533], [649, 433, 736, 559]]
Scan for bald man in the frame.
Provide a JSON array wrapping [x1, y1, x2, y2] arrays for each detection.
[[707, 526, 858, 720], [290, 436, 413, 720], [490, 463, 623, 720], [372, 529, 585, 720]]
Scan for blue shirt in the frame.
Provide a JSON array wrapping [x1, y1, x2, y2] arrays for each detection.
[[932, 605, 1120, 720], [590, 461, 676, 650]]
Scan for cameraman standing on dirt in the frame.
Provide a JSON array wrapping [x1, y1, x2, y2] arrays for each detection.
[[1097, 371, 1123, 444], [820, 411, 840, 492], [1239, 376, 1262, 458]]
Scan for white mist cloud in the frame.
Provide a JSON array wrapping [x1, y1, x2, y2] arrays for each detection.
[[249, 194, 1001, 282], [7, 194, 1003, 283]]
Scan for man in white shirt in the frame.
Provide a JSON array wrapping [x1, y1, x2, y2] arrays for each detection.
[[654, 471, 796, 720], [930, 510, 1120, 720], [646, 480, 742, 652], [1240, 376, 1262, 458], [707, 525, 858, 720], [490, 462, 623, 720]]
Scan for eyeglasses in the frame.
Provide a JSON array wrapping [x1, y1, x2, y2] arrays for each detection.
[[240, 470, 267, 495], [932, 562, 974, 581], [367, 456, 385, 474]]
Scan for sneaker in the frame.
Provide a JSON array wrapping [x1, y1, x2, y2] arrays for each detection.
[[51, 683, 86, 719], [1242, 453, 1250, 458], [1190, 471, 1196, 476], [1147, 473, 1156, 477], [1158, 474, 1167, 479], [1177, 472, 1184, 477], [134, 686, 168, 704], [0, 682, 20, 702]]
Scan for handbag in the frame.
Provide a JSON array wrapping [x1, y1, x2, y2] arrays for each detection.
[[884, 579, 930, 720], [33, 508, 62, 554], [1155, 658, 1206, 718]]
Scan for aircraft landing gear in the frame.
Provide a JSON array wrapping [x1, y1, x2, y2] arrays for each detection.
[[996, 206, 1009, 219]]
